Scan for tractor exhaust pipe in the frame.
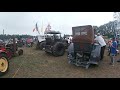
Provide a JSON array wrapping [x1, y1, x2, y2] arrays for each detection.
[[13, 35, 16, 56]]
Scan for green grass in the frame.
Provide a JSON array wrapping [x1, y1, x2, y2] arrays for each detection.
[[1, 46, 120, 78]]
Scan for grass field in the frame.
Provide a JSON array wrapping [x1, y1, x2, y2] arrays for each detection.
[[1, 45, 120, 78]]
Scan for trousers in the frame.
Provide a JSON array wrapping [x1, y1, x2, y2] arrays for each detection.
[[100, 45, 106, 60]]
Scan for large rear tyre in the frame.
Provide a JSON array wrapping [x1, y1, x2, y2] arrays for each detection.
[[52, 42, 65, 57], [0, 53, 9, 76]]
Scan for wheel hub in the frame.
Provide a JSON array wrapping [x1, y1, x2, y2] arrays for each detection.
[[0, 58, 8, 72]]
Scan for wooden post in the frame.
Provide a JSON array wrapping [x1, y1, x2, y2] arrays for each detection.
[[3, 29, 4, 42], [13, 35, 16, 56], [3, 29, 4, 35]]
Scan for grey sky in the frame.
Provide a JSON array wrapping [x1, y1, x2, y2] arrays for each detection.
[[0, 12, 114, 36]]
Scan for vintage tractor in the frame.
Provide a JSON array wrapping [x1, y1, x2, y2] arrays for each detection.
[[0, 42, 9, 76], [0, 36, 23, 76], [67, 25, 101, 69], [44, 30, 68, 57]]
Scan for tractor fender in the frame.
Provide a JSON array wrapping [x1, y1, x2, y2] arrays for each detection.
[[0, 50, 6, 54], [91, 45, 101, 58], [39, 40, 45, 43], [0, 51, 7, 58]]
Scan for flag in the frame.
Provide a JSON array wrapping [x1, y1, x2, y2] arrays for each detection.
[[36, 23, 38, 31], [47, 24, 51, 31], [44, 23, 51, 34], [33, 28, 35, 32], [35, 23, 40, 34]]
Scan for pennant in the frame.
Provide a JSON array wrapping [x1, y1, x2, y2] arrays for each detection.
[[47, 24, 51, 31], [36, 23, 40, 34], [33, 28, 35, 32], [36, 23, 38, 31], [44, 23, 51, 33]]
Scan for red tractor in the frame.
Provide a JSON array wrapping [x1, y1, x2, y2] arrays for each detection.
[[0, 36, 23, 76]]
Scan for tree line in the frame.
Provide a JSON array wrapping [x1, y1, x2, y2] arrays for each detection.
[[93, 20, 119, 38], [0, 34, 34, 40]]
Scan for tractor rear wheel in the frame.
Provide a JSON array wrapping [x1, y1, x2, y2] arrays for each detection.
[[0, 53, 9, 76], [52, 42, 65, 57]]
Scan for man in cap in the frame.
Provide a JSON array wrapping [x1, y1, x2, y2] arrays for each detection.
[[94, 33, 106, 60]]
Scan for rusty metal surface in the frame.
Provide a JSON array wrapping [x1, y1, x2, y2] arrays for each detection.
[[72, 25, 94, 44]]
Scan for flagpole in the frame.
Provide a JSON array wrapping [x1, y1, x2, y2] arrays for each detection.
[[42, 21, 44, 35], [42, 21, 43, 35], [3, 29, 4, 42]]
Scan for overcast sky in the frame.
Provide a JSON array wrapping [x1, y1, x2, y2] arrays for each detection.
[[0, 12, 114, 36]]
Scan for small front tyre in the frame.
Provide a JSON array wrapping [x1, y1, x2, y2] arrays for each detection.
[[39, 42, 46, 50]]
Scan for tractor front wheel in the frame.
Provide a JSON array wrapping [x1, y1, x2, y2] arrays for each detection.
[[0, 54, 9, 76], [39, 42, 46, 50], [52, 42, 65, 57]]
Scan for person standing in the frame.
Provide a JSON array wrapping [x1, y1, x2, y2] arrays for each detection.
[[107, 38, 112, 56], [110, 37, 117, 66], [68, 35, 73, 44], [116, 38, 119, 48], [94, 33, 106, 60]]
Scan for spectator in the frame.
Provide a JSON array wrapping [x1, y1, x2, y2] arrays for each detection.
[[30, 38, 33, 47], [94, 33, 106, 60], [68, 36, 73, 44], [116, 38, 119, 48], [107, 38, 112, 56], [110, 37, 117, 66]]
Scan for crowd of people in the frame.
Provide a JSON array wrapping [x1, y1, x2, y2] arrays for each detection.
[[12, 37, 37, 47]]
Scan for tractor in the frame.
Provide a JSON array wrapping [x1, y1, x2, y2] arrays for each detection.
[[44, 30, 68, 57], [0, 36, 23, 76], [67, 25, 101, 69]]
